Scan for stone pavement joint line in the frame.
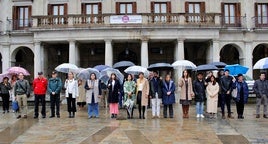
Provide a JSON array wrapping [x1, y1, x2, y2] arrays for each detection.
[[80, 126, 118, 144], [125, 130, 152, 144]]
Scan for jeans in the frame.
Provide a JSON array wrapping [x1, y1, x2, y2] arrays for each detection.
[[67, 94, 76, 112], [221, 94, 232, 114], [1, 93, 10, 111], [151, 98, 161, 117], [17, 94, 27, 116], [34, 95, 46, 117], [163, 104, 173, 118], [196, 102, 204, 115], [50, 93, 60, 116], [256, 95, 268, 115], [88, 103, 99, 117]]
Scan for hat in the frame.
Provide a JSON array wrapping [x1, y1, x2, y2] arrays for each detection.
[[237, 73, 243, 77], [224, 69, 230, 72], [52, 71, 57, 75], [3, 77, 9, 81], [38, 72, 43, 75]]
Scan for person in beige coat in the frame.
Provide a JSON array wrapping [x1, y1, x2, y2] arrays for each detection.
[[77, 79, 86, 110], [136, 72, 149, 119], [206, 75, 220, 119], [178, 70, 194, 118]]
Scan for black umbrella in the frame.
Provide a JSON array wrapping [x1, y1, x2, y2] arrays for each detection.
[[209, 62, 227, 68], [113, 61, 135, 69], [147, 63, 173, 71], [195, 64, 218, 71]]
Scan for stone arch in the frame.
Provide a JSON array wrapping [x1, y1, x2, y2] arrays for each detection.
[[220, 43, 243, 64], [11, 46, 34, 79], [252, 43, 268, 79]]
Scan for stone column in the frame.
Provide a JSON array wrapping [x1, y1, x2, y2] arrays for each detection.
[[69, 40, 76, 64], [141, 39, 149, 67], [105, 40, 113, 67], [34, 41, 41, 77], [174, 39, 184, 61], [2, 43, 10, 73], [212, 40, 220, 62], [245, 42, 253, 77]]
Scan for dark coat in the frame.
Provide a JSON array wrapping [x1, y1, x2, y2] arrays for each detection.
[[107, 79, 121, 103], [220, 76, 233, 94], [149, 77, 162, 98], [0, 82, 12, 94], [162, 80, 175, 105], [233, 81, 249, 103], [193, 79, 206, 102]]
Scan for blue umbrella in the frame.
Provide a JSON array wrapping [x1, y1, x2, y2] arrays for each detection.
[[93, 65, 111, 72], [147, 63, 173, 71], [224, 64, 249, 76], [100, 68, 124, 84], [195, 64, 218, 71], [113, 61, 135, 69]]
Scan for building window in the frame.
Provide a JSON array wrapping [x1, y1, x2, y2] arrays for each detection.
[[150, 2, 171, 22], [221, 3, 241, 26], [116, 2, 136, 14], [185, 2, 205, 22], [48, 4, 68, 24], [12, 6, 32, 30], [81, 3, 102, 23], [255, 3, 268, 26]]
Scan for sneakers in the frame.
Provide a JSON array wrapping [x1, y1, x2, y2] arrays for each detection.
[[200, 114, 205, 118], [196, 114, 200, 118], [196, 114, 204, 118]]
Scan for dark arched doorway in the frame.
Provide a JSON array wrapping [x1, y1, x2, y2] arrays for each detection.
[[12, 47, 34, 80], [252, 44, 268, 79], [220, 44, 240, 64]]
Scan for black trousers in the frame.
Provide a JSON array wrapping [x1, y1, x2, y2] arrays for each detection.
[[236, 101, 244, 116], [50, 93, 60, 116], [164, 104, 173, 117], [1, 93, 10, 111], [221, 94, 232, 114], [67, 94, 76, 112], [34, 95, 46, 116]]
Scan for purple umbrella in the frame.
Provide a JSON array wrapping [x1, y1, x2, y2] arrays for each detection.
[[7, 66, 30, 76]]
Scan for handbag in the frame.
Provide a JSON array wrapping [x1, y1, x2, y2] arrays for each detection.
[[12, 101, 19, 111], [232, 88, 237, 98]]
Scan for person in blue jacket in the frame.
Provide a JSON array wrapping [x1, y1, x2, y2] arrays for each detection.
[[233, 73, 249, 119], [48, 71, 62, 118], [162, 74, 176, 118]]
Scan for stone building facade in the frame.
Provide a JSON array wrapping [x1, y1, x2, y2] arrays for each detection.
[[0, 0, 268, 79]]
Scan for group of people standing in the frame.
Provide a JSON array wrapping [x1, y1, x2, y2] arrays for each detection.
[[1, 68, 268, 121]]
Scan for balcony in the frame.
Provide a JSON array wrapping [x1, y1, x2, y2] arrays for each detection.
[[30, 13, 222, 30], [252, 16, 268, 29]]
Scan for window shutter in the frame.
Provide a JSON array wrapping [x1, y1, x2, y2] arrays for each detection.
[[116, 2, 120, 14], [98, 3, 102, 14], [81, 3, 86, 15], [47, 4, 52, 15], [185, 2, 189, 13], [254, 3, 258, 17], [64, 3, 68, 15], [236, 3, 241, 17], [28, 6, 32, 26], [12, 6, 18, 30], [151, 2, 155, 13], [132, 2, 137, 14], [200, 2, 205, 13], [167, 1, 171, 13]]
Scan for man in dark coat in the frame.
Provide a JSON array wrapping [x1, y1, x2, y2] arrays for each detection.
[[149, 71, 162, 118], [193, 72, 206, 118]]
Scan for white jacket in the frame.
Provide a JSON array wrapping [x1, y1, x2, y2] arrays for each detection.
[[64, 79, 79, 98]]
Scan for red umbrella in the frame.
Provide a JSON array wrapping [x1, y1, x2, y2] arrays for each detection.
[[7, 66, 30, 76]]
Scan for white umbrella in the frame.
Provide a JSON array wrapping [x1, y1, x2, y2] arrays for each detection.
[[172, 60, 197, 69], [253, 57, 268, 69], [77, 68, 100, 80], [124, 66, 149, 77], [100, 68, 124, 84], [55, 63, 79, 73]]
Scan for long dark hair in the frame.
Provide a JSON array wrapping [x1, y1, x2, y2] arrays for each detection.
[[182, 70, 189, 79], [90, 73, 97, 80], [210, 75, 216, 85], [110, 73, 117, 80]]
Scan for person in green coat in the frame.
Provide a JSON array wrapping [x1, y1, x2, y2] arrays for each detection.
[[123, 74, 136, 119]]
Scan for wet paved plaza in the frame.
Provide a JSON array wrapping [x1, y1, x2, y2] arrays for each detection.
[[0, 103, 267, 144]]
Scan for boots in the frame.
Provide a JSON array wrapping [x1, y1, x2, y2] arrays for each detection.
[[182, 105, 186, 118], [222, 112, 226, 119], [228, 113, 234, 119], [72, 112, 75, 118], [185, 105, 189, 118], [69, 112, 72, 118]]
